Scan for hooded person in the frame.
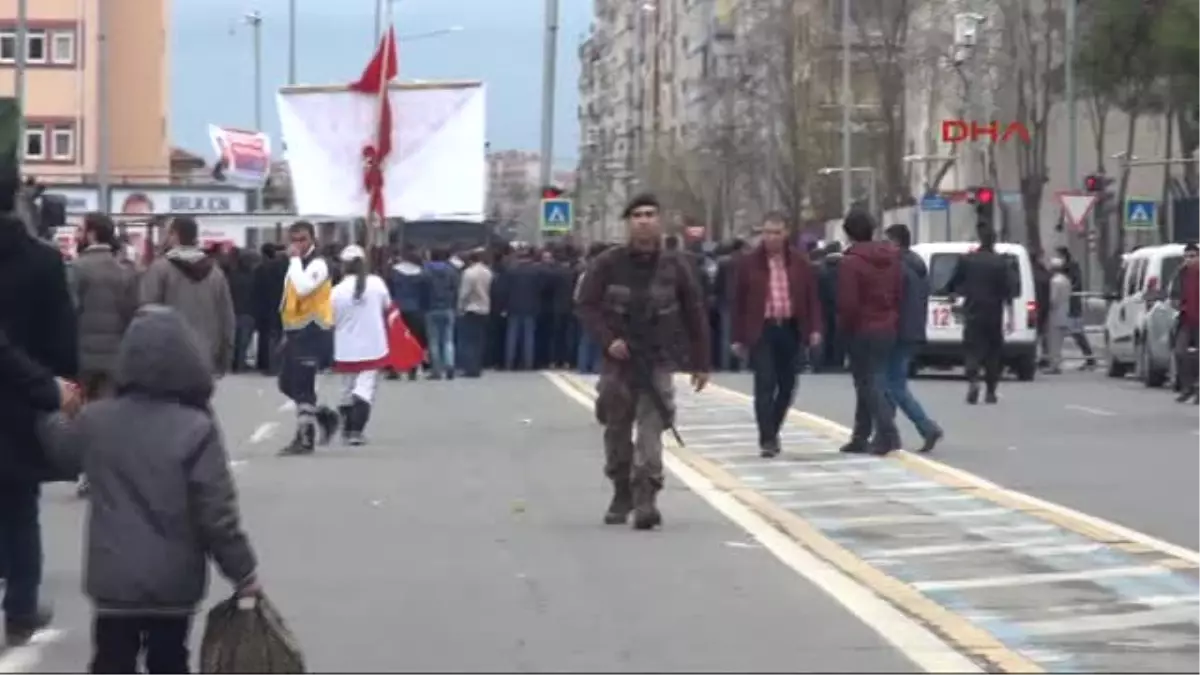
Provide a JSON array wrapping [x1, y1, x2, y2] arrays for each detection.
[[330, 245, 391, 445], [40, 305, 260, 673], [138, 216, 236, 377], [387, 245, 429, 380], [836, 210, 903, 455]]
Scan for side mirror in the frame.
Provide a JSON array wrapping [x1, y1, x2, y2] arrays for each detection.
[[1144, 288, 1165, 304]]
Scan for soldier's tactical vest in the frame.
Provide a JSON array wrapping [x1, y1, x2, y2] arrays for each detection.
[[604, 247, 691, 370]]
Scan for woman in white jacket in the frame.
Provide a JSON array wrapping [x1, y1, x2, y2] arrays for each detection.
[[331, 245, 391, 445]]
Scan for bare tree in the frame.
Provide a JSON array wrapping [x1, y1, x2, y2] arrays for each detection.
[[996, 0, 1067, 254]]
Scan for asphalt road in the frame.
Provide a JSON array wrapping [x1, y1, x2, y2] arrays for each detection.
[[8, 372, 921, 673], [714, 366, 1199, 551]]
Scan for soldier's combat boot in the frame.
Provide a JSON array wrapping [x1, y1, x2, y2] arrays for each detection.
[[603, 478, 633, 525], [631, 480, 662, 531]]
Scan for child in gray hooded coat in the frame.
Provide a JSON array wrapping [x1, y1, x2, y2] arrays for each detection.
[[43, 304, 260, 674]]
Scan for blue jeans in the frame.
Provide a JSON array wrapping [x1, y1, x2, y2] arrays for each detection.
[[577, 332, 600, 373], [505, 314, 537, 370], [0, 482, 42, 618], [883, 343, 937, 438], [425, 309, 457, 376]]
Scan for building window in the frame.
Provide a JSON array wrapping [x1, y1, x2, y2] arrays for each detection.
[[26, 30, 46, 63], [24, 127, 45, 160], [0, 31, 14, 63], [51, 127, 73, 160], [51, 32, 74, 64]]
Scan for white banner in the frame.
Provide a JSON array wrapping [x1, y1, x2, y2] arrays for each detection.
[[276, 83, 486, 221], [208, 125, 272, 188]]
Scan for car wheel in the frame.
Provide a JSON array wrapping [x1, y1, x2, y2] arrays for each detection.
[[1104, 332, 1131, 378], [1014, 353, 1037, 381]]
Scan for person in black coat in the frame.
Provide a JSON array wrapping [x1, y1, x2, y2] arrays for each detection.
[[251, 244, 287, 375], [0, 206, 79, 644]]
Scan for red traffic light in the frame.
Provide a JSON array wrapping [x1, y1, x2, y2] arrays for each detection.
[[976, 187, 994, 204], [541, 186, 564, 199], [1083, 174, 1108, 192]]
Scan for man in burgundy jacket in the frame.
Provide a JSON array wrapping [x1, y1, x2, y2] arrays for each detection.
[[836, 211, 903, 455], [1172, 243, 1199, 403], [731, 213, 823, 458]]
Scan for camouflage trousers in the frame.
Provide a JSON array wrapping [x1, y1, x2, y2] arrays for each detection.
[[594, 368, 675, 487]]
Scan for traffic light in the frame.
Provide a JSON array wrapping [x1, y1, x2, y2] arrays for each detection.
[[541, 185, 564, 199], [1084, 173, 1114, 220], [966, 185, 995, 223]]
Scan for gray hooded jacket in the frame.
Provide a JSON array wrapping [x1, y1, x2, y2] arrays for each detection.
[[138, 246, 235, 375], [43, 305, 257, 614]]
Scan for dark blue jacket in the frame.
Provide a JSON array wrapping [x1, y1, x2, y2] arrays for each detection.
[[423, 261, 460, 312], [389, 261, 427, 313], [897, 249, 930, 344], [503, 262, 544, 316]]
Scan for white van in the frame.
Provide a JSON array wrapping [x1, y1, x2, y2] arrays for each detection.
[[910, 242, 1040, 380], [1103, 243, 1187, 381]]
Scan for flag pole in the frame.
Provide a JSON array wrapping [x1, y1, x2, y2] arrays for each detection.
[[367, 0, 392, 270]]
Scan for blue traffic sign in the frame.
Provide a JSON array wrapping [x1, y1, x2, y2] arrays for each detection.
[[1124, 197, 1157, 230], [920, 194, 949, 212], [540, 198, 574, 233]]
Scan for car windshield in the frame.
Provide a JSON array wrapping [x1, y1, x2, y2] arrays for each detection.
[[1160, 254, 1182, 290], [929, 253, 1023, 296]]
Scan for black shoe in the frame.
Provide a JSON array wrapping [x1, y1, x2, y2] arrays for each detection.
[[839, 440, 869, 454], [279, 426, 315, 456], [447, 371, 456, 380], [315, 406, 339, 445], [984, 390, 999, 404], [337, 405, 353, 442], [603, 479, 633, 525], [5, 607, 53, 646], [1176, 388, 1195, 403], [917, 427, 944, 453], [966, 383, 980, 405], [759, 437, 781, 458]]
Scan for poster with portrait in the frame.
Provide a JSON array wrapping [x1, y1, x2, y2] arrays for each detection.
[[208, 125, 272, 188]]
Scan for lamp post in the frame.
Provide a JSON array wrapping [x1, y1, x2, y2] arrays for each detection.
[[244, 10, 263, 211]]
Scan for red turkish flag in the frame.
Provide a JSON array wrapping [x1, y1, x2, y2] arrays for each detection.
[[386, 304, 424, 371], [349, 27, 399, 223]]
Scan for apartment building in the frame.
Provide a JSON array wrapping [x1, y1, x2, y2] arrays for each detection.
[[0, 0, 170, 185], [578, 0, 899, 240]]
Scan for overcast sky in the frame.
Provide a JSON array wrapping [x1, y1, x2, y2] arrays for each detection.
[[171, 0, 589, 167]]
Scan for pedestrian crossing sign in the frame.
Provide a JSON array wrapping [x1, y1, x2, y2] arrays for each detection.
[[1124, 197, 1157, 230], [540, 198, 573, 234]]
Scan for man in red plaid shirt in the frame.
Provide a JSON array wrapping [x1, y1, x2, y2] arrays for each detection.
[[731, 212, 823, 458]]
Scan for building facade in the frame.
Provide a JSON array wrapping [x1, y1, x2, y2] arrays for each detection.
[[0, 0, 170, 185]]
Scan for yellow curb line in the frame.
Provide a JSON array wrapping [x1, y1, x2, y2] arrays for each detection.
[[553, 372, 1044, 673]]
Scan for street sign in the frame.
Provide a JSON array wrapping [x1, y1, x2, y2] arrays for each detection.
[[540, 198, 573, 233], [920, 194, 949, 212], [1124, 197, 1157, 230], [1056, 192, 1097, 233]]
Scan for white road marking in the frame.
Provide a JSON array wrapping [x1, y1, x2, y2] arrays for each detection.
[[861, 537, 1065, 559], [969, 523, 1057, 535], [248, 422, 278, 444], [544, 372, 981, 673], [724, 541, 761, 549], [278, 400, 295, 412], [1015, 604, 1199, 637], [1064, 404, 1116, 417], [778, 493, 976, 510], [0, 628, 66, 673], [913, 565, 1173, 592], [677, 423, 758, 431], [821, 508, 1012, 528], [1137, 595, 1200, 608]]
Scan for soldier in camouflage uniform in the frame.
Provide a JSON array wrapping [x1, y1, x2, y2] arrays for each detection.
[[576, 193, 711, 530]]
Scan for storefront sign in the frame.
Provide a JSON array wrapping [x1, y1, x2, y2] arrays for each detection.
[[110, 188, 249, 215], [42, 186, 100, 215]]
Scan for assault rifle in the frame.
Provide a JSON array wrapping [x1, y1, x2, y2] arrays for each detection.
[[624, 286, 686, 447]]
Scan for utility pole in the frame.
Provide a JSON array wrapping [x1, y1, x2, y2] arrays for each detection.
[[96, 0, 110, 211], [14, 0, 26, 168], [288, 0, 297, 85], [246, 10, 263, 211], [839, 0, 852, 215], [1065, 0, 1077, 191], [536, 0, 559, 246]]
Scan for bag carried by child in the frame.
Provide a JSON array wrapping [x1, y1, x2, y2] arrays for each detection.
[[200, 594, 306, 673]]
